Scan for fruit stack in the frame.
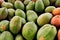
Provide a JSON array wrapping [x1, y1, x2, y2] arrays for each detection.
[[0, 0, 60, 40]]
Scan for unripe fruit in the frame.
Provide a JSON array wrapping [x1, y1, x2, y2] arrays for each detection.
[[0, 31, 14, 40], [0, 20, 9, 32], [10, 16, 21, 34], [37, 13, 53, 26], [45, 6, 55, 13], [1, 2, 13, 9], [37, 24, 57, 40], [0, 7, 8, 20], [22, 22, 37, 40], [15, 35, 23, 40]]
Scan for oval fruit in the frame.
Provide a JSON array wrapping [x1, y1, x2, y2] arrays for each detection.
[[37, 24, 57, 40], [52, 8, 60, 15], [35, 0, 44, 12], [37, 13, 53, 26], [14, 1, 24, 10], [22, 22, 37, 40], [51, 15, 60, 27], [45, 6, 55, 13], [15, 9, 26, 19], [0, 7, 8, 20], [0, 20, 9, 32], [0, 31, 14, 40], [10, 16, 21, 34], [15, 35, 23, 40], [8, 9, 15, 20], [27, 10, 38, 22]]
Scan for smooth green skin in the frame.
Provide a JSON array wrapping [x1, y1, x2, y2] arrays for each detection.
[[27, 10, 38, 22], [49, 0, 56, 5], [37, 13, 53, 26], [0, 7, 8, 20], [10, 16, 21, 34], [35, 0, 44, 12], [37, 24, 57, 40], [8, 9, 15, 20], [45, 6, 56, 13], [26, 1, 35, 11], [0, 20, 9, 32], [15, 9, 26, 19], [42, 0, 50, 7], [14, 1, 24, 10], [8, 0, 15, 4], [1, 2, 13, 9], [55, 0, 60, 7], [20, 17, 26, 25], [24, 0, 31, 5], [15, 35, 23, 40], [22, 22, 37, 40], [0, 31, 14, 40]]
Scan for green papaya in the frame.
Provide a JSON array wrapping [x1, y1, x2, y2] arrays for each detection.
[[15, 35, 23, 40], [8, 0, 16, 4], [10, 16, 21, 34], [0, 31, 14, 40], [22, 22, 37, 40], [55, 0, 60, 7], [20, 17, 26, 25], [27, 10, 38, 22], [24, 0, 31, 5], [0, 7, 8, 20], [45, 6, 56, 13], [14, 1, 24, 10], [26, 1, 35, 11], [1, 2, 13, 9], [37, 13, 53, 26], [37, 24, 57, 40], [35, 0, 44, 12], [0, 20, 9, 32], [15, 9, 26, 19], [8, 9, 15, 20], [42, 0, 50, 7]]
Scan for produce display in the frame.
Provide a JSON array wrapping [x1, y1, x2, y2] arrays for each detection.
[[0, 0, 60, 40]]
